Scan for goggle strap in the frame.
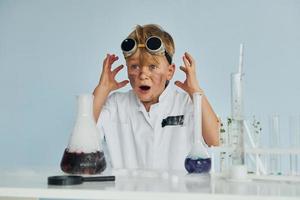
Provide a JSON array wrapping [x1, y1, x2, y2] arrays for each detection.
[[165, 51, 172, 65]]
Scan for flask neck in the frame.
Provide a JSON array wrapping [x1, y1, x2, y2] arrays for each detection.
[[192, 92, 202, 144], [77, 94, 94, 118]]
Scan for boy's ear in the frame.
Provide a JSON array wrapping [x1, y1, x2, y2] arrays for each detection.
[[167, 64, 175, 80]]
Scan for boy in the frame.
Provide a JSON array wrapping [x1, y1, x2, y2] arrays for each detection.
[[93, 24, 219, 171]]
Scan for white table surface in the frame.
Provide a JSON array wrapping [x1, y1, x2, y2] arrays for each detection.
[[0, 168, 300, 200]]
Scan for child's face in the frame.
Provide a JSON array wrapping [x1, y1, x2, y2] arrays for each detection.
[[126, 50, 175, 105]]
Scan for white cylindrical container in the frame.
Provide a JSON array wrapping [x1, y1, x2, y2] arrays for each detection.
[[231, 72, 244, 120]]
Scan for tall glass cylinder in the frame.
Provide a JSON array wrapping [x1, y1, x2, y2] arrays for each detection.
[[268, 114, 281, 175], [289, 115, 300, 175], [229, 73, 245, 166], [231, 73, 244, 120]]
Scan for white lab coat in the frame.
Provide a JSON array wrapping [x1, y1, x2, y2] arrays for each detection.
[[97, 84, 207, 171]]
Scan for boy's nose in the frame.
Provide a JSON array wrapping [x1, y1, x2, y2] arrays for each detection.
[[138, 66, 151, 79]]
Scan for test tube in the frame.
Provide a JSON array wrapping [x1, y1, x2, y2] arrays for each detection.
[[289, 115, 300, 175], [268, 114, 281, 175], [219, 117, 227, 173], [255, 116, 263, 174]]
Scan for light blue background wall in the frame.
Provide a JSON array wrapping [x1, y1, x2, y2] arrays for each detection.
[[0, 0, 299, 168]]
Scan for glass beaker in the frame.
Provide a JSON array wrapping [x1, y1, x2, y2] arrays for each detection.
[[60, 94, 106, 174]]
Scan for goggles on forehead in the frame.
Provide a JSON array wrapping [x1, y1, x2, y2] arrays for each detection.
[[121, 36, 172, 64]]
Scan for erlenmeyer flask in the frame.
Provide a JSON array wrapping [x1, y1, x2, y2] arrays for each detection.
[[60, 94, 106, 174], [184, 92, 211, 173]]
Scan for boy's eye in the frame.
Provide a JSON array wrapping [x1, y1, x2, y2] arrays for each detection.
[[130, 64, 139, 69], [149, 64, 157, 70]]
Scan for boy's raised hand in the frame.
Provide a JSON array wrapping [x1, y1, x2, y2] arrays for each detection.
[[98, 54, 129, 92], [175, 52, 203, 97]]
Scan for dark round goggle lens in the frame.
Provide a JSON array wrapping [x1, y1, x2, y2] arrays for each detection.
[[121, 38, 135, 52], [146, 37, 162, 51]]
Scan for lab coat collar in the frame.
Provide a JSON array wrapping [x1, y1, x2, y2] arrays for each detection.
[[133, 83, 173, 112], [158, 82, 173, 102]]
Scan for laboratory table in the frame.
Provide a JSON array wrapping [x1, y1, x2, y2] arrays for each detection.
[[0, 168, 300, 200]]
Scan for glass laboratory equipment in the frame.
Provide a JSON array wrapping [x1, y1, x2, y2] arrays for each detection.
[[219, 119, 229, 173], [184, 92, 211, 173], [60, 94, 106, 174], [228, 44, 245, 167], [225, 44, 250, 181], [268, 114, 281, 175], [289, 115, 300, 175], [245, 116, 262, 174], [229, 72, 245, 166]]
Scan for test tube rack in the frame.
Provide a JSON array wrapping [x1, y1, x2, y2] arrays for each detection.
[[210, 119, 300, 182]]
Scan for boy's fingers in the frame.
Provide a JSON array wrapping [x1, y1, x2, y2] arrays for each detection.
[[107, 55, 114, 69], [105, 54, 117, 70], [102, 54, 110, 71], [109, 55, 119, 65], [117, 80, 129, 88], [174, 81, 185, 90], [184, 52, 195, 65], [107, 54, 120, 71], [183, 55, 191, 68], [112, 65, 124, 75], [102, 54, 108, 65], [180, 66, 188, 73]]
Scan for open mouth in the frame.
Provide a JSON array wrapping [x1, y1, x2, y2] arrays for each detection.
[[139, 85, 151, 91]]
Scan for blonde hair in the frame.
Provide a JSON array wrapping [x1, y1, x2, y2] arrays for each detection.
[[125, 24, 175, 64]]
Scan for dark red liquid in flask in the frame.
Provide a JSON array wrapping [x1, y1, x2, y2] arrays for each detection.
[[61, 149, 106, 174]]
